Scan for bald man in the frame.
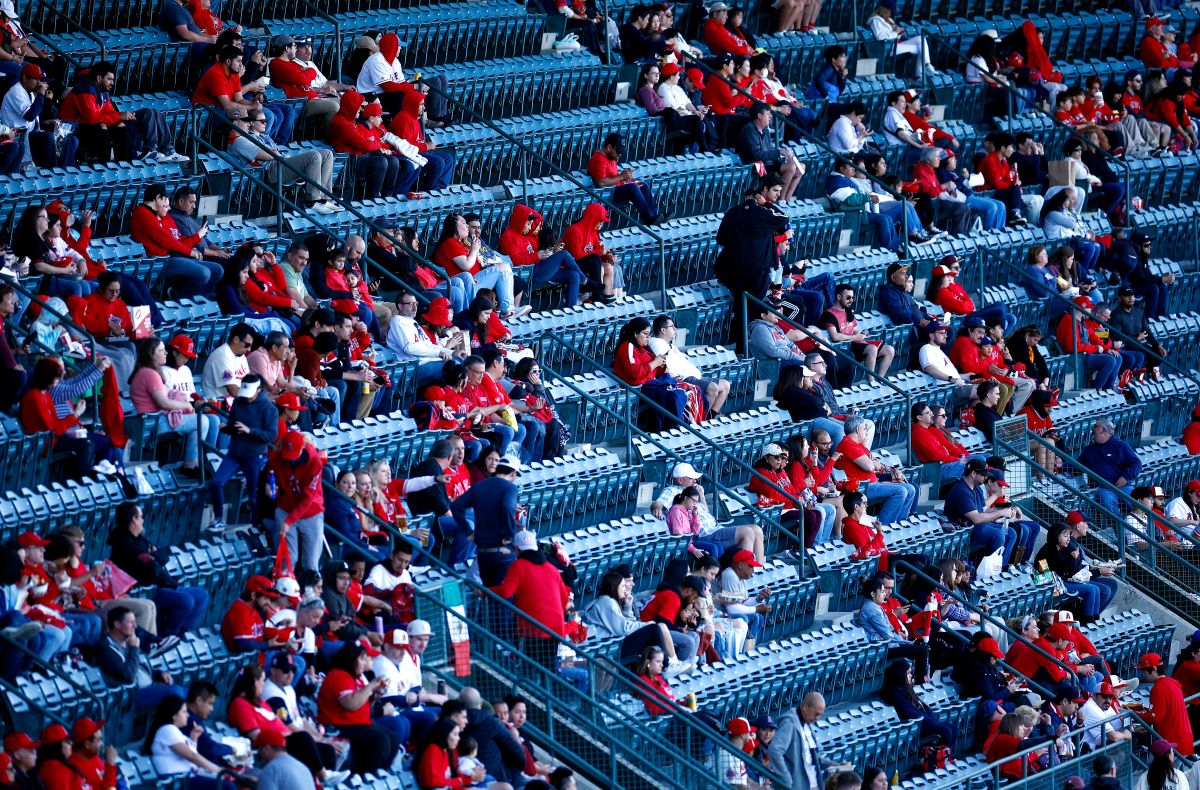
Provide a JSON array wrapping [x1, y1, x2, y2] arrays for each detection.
[[768, 692, 851, 789]]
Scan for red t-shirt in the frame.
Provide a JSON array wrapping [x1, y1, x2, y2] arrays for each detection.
[[317, 668, 373, 727], [842, 516, 887, 566], [434, 237, 478, 275], [193, 64, 239, 106], [835, 437, 877, 488], [586, 150, 627, 185], [639, 589, 682, 624], [221, 599, 264, 650], [227, 697, 290, 746]]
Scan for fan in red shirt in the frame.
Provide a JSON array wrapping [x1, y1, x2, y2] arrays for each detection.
[[562, 202, 618, 302], [1134, 652, 1195, 756], [221, 575, 290, 654], [702, 4, 752, 55], [415, 718, 477, 790], [67, 717, 120, 790], [1184, 403, 1200, 455], [747, 442, 802, 513], [977, 133, 1027, 224], [1139, 18, 1191, 70], [316, 640, 401, 773], [586, 132, 661, 224]]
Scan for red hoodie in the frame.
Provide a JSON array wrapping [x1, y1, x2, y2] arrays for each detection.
[[327, 90, 382, 155], [702, 18, 751, 55], [374, 33, 418, 94], [387, 90, 431, 151], [497, 204, 543, 266], [562, 202, 609, 260], [267, 440, 326, 526], [131, 203, 200, 257]]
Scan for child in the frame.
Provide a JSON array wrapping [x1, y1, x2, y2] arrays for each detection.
[[457, 735, 491, 788]]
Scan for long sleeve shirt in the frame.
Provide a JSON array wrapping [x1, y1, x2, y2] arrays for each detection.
[[450, 476, 519, 548], [1078, 436, 1142, 485], [131, 204, 200, 257], [386, 314, 444, 362], [735, 122, 782, 165]]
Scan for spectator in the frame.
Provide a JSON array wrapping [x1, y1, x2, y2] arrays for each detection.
[[1134, 739, 1189, 790], [1110, 286, 1165, 379], [316, 640, 404, 774], [355, 32, 449, 123], [927, 256, 1016, 332], [131, 184, 224, 298], [818, 283, 895, 377], [835, 414, 916, 524], [415, 717, 478, 790], [1134, 654, 1194, 758], [719, 717, 763, 788], [944, 458, 1025, 567], [855, 575, 930, 681], [268, 430, 326, 573], [459, 686, 525, 787], [767, 692, 841, 790], [450, 451, 521, 580], [71, 271, 137, 383], [327, 90, 402, 199], [984, 710, 1053, 782], [1164, 482, 1200, 537], [3, 732, 39, 787], [827, 101, 872, 154], [256, 730, 317, 790], [1140, 18, 1189, 70], [978, 133, 1030, 226], [1039, 521, 1117, 624], [747, 302, 809, 368], [67, 718, 120, 790], [206, 372, 277, 530], [702, 3, 752, 55], [95, 605, 186, 711], [1056, 298, 1121, 391], [0, 64, 77, 168], [266, 34, 338, 134], [490, 530, 571, 672], [841, 490, 928, 573], [636, 63, 713, 155], [879, 658, 958, 749], [226, 109, 338, 215], [586, 132, 662, 225], [583, 566, 679, 668], [498, 204, 587, 308], [387, 91, 455, 192], [387, 296, 469, 379], [61, 61, 190, 163], [19, 355, 122, 480], [910, 400, 982, 487], [130, 337, 217, 476], [143, 694, 236, 789], [716, 549, 773, 652], [160, 0, 216, 44], [435, 213, 523, 320], [808, 46, 848, 102], [227, 664, 291, 748], [651, 461, 765, 560], [201, 322, 253, 400], [876, 261, 934, 347], [917, 320, 974, 403], [735, 104, 804, 201], [1078, 418, 1141, 517], [1081, 683, 1132, 753]]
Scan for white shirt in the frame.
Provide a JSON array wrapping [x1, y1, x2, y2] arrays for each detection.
[[1080, 698, 1125, 750], [262, 678, 302, 724], [201, 343, 249, 399], [663, 346, 703, 381], [798, 720, 820, 788], [882, 106, 915, 146], [919, 343, 962, 382], [1166, 496, 1198, 534], [867, 14, 900, 40], [152, 724, 199, 775], [657, 82, 693, 113], [294, 56, 329, 89], [357, 52, 406, 95], [717, 567, 756, 616], [373, 652, 413, 698], [365, 562, 413, 592], [827, 115, 863, 153], [0, 82, 35, 131], [966, 55, 991, 84], [163, 364, 199, 400], [386, 314, 444, 362]]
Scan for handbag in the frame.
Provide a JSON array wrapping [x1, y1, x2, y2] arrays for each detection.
[[90, 561, 137, 600]]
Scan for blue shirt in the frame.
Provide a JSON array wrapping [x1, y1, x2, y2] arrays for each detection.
[[943, 478, 984, 526], [1077, 436, 1141, 486], [160, 0, 200, 36]]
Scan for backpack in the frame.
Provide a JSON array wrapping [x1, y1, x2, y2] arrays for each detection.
[[920, 744, 951, 772]]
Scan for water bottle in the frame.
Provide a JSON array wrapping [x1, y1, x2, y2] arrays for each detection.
[[266, 471, 278, 500]]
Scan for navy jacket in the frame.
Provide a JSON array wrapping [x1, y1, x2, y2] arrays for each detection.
[[1077, 435, 1141, 486], [451, 475, 519, 549], [877, 280, 929, 327], [226, 390, 279, 459]]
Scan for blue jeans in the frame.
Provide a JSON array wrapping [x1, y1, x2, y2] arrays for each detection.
[[786, 271, 836, 324], [355, 152, 401, 198], [812, 502, 837, 544], [970, 521, 1017, 566], [44, 275, 97, 300], [1094, 484, 1134, 521], [208, 454, 264, 526], [866, 481, 918, 524], [395, 158, 422, 195], [1133, 279, 1170, 319], [1070, 237, 1102, 275], [1065, 578, 1118, 617], [472, 265, 516, 312], [263, 101, 296, 144], [970, 303, 1017, 335], [63, 611, 102, 648], [486, 422, 522, 456], [1013, 520, 1040, 565], [940, 455, 987, 487], [420, 149, 455, 191], [966, 194, 1007, 230], [866, 212, 899, 251], [1083, 353, 1120, 389], [530, 250, 586, 307], [155, 586, 210, 635], [163, 255, 223, 298], [878, 199, 923, 238], [30, 129, 78, 167], [274, 509, 324, 573], [729, 611, 765, 640], [1117, 349, 1144, 373], [519, 417, 545, 462], [431, 272, 476, 314], [612, 181, 659, 222]]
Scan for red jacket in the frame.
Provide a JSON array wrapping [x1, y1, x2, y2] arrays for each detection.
[[933, 281, 975, 315], [69, 751, 118, 790], [562, 202, 608, 260], [268, 441, 326, 526], [637, 671, 677, 715], [1055, 314, 1103, 354], [912, 161, 945, 198], [1140, 676, 1195, 756], [387, 90, 431, 151], [949, 336, 991, 377], [131, 204, 200, 257], [747, 466, 800, 510], [979, 152, 1017, 190], [489, 556, 570, 639], [20, 388, 79, 436], [1006, 636, 1068, 683], [702, 75, 747, 115], [328, 90, 382, 155], [911, 423, 967, 463], [268, 57, 319, 99], [415, 744, 465, 790], [702, 18, 751, 55], [1140, 35, 1180, 69], [612, 341, 661, 386], [842, 516, 888, 567], [59, 83, 123, 126], [498, 204, 543, 266], [37, 760, 85, 790]]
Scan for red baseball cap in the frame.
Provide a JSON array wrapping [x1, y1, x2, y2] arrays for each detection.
[[1046, 623, 1074, 641], [1137, 652, 1165, 670], [258, 729, 288, 748], [358, 635, 381, 657], [978, 637, 1004, 659], [1187, 480, 1200, 496], [1066, 510, 1086, 525], [70, 717, 105, 743], [3, 732, 38, 752], [40, 724, 69, 745], [279, 430, 306, 461], [661, 62, 683, 78], [17, 531, 49, 547], [276, 392, 307, 411], [732, 550, 762, 568], [245, 575, 282, 598], [727, 717, 756, 736], [20, 63, 45, 81], [169, 334, 197, 359]]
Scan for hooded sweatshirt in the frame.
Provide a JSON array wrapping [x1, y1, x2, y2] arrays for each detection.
[[267, 442, 326, 526], [59, 71, 123, 126], [498, 204, 544, 266], [387, 89, 430, 150], [356, 33, 416, 95], [328, 90, 382, 155], [562, 203, 609, 260]]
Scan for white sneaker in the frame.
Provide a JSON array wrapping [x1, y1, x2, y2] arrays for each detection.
[[664, 658, 695, 677], [142, 151, 164, 163], [312, 201, 341, 214], [160, 151, 191, 163]]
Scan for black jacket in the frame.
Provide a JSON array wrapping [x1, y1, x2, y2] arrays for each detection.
[[95, 635, 150, 687], [714, 199, 790, 285], [407, 458, 452, 515], [108, 528, 177, 588], [735, 122, 782, 166], [1108, 303, 1157, 348], [464, 707, 526, 784], [226, 390, 279, 459]]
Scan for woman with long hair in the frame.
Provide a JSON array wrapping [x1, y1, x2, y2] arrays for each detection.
[[434, 212, 520, 319], [316, 641, 404, 773], [1048, 244, 1102, 304], [227, 663, 291, 748], [613, 317, 702, 427], [15, 205, 96, 299], [453, 294, 500, 357], [35, 724, 89, 789], [635, 62, 711, 153], [582, 567, 678, 669], [415, 718, 478, 789], [879, 658, 959, 749], [785, 431, 843, 531], [1135, 740, 1189, 790], [143, 695, 235, 789], [773, 362, 827, 422], [509, 356, 568, 461], [866, 4, 934, 77], [128, 337, 217, 473], [1041, 191, 1102, 275], [215, 250, 292, 335]]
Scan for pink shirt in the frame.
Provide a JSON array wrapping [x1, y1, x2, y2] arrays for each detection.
[[130, 367, 166, 415]]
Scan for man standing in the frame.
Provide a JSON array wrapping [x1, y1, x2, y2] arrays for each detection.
[[1134, 652, 1194, 757], [716, 174, 791, 350], [450, 453, 521, 583], [268, 431, 326, 573], [768, 692, 846, 790], [735, 103, 804, 200], [587, 132, 662, 224], [1078, 419, 1142, 518], [208, 373, 277, 531]]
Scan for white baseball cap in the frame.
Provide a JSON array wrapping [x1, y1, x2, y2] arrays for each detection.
[[671, 462, 703, 480], [407, 619, 432, 637], [513, 530, 538, 552]]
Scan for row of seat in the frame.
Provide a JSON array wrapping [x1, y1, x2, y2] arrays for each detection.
[[814, 700, 922, 777], [1081, 608, 1175, 680], [314, 411, 444, 476], [520, 450, 643, 536]]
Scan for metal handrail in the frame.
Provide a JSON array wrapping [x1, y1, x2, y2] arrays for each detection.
[[922, 30, 1132, 212], [0, 628, 110, 719], [538, 331, 811, 561], [741, 291, 919, 465], [187, 107, 448, 307], [316, 482, 790, 788], [890, 560, 1075, 694], [277, 0, 343, 82], [415, 76, 671, 306]]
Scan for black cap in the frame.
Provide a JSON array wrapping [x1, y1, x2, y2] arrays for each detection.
[[965, 458, 988, 475], [1117, 286, 1136, 297], [886, 262, 910, 279], [603, 132, 626, 155], [269, 652, 296, 671]]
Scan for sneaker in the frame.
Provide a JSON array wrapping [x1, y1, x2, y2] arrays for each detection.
[[141, 151, 164, 163], [206, 518, 227, 533], [149, 635, 181, 657], [93, 459, 118, 476], [2, 622, 43, 641], [312, 201, 341, 214], [323, 769, 351, 788], [664, 658, 696, 677], [160, 151, 190, 163], [503, 305, 533, 320]]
